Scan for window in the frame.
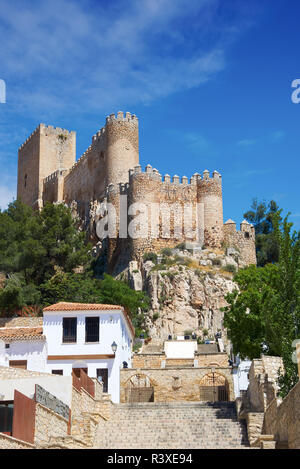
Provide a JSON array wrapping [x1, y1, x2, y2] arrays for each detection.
[[0, 402, 14, 434], [62, 317, 77, 343], [9, 360, 27, 369], [244, 232, 250, 239], [5, 344, 9, 349], [52, 370, 63, 375], [85, 317, 99, 342], [24, 174, 27, 188]]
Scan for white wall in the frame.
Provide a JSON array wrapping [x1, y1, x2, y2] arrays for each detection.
[[0, 309, 133, 403], [0, 340, 47, 372], [0, 375, 72, 406], [233, 360, 251, 398], [43, 309, 133, 403], [164, 340, 198, 359]]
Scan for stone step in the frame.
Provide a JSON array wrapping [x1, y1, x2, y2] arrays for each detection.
[[93, 401, 249, 449]]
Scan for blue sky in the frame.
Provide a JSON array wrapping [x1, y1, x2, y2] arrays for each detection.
[[0, 0, 299, 228]]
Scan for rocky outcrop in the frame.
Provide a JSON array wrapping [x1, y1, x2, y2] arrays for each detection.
[[121, 246, 244, 349]]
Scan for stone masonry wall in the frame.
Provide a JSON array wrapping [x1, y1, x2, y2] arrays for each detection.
[[132, 353, 229, 369], [0, 433, 35, 449], [18, 124, 75, 209], [34, 402, 69, 447], [120, 367, 234, 403]]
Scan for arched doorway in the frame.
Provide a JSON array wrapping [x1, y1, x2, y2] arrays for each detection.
[[199, 372, 229, 402], [125, 374, 154, 403]]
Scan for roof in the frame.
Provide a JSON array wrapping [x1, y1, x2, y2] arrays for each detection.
[[0, 327, 45, 342], [43, 302, 135, 338], [43, 302, 123, 311], [0, 317, 43, 328]]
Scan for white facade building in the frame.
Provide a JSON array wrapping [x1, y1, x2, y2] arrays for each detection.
[[0, 326, 47, 372], [232, 357, 251, 398], [0, 302, 135, 403]]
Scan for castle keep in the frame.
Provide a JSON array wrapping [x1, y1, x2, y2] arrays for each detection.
[[17, 112, 256, 271]]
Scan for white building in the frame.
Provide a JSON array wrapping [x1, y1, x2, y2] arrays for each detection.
[[232, 357, 251, 398], [0, 326, 47, 372], [0, 302, 135, 403]]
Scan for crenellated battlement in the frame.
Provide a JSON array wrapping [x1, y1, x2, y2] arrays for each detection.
[[18, 124, 75, 151], [128, 164, 222, 186], [43, 169, 69, 185], [106, 111, 138, 125], [18, 124, 43, 150]]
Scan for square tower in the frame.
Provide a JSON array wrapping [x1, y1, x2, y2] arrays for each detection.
[[17, 124, 76, 209]]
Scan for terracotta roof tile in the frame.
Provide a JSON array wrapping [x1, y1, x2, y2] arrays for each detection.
[[43, 302, 135, 337], [43, 302, 123, 311], [0, 327, 45, 342]]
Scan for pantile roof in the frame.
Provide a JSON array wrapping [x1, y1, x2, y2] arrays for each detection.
[[43, 302, 123, 311], [0, 327, 45, 342], [43, 302, 135, 337]]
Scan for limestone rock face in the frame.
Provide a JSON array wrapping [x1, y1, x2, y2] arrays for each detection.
[[144, 267, 235, 343], [122, 248, 243, 350]]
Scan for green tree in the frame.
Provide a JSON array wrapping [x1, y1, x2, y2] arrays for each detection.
[[0, 201, 151, 336], [0, 201, 90, 285], [97, 274, 150, 337], [223, 214, 300, 397], [243, 198, 281, 266]]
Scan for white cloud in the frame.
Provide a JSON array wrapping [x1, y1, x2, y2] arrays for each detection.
[[0, 0, 250, 115], [236, 139, 257, 147]]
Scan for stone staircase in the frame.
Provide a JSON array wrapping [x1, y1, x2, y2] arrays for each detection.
[[94, 401, 250, 449]]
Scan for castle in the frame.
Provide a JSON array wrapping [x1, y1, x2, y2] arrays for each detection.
[[17, 111, 256, 272]]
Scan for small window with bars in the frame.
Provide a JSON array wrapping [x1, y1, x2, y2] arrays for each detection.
[[62, 317, 77, 343], [85, 317, 99, 343]]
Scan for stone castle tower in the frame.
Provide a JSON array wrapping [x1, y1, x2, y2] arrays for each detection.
[[17, 111, 256, 272]]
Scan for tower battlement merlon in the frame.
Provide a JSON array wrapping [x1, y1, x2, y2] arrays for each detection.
[[105, 111, 138, 126], [18, 124, 76, 151], [128, 164, 221, 186], [18, 123, 45, 151]]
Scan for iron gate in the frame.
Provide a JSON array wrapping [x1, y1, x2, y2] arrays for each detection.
[[127, 386, 154, 403], [199, 385, 228, 402]]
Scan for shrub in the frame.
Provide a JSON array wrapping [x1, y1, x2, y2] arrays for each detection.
[[152, 313, 159, 321], [143, 252, 157, 263], [161, 247, 173, 257], [175, 242, 186, 251], [224, 264, 236, 273]]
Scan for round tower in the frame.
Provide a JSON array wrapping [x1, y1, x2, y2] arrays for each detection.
[[197, 170, 223, 247], [105, 111, 139, 188]]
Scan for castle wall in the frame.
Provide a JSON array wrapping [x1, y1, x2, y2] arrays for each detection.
[[43, 170, 68, 205], [223, 220, 256, 265], [63, 112, 138, 222], [63, 136, 107, 220], [126, 168, 199, 260], [17, 126, 41, 209]]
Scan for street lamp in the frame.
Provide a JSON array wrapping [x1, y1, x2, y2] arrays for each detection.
[[111, 341, 118, 356]]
